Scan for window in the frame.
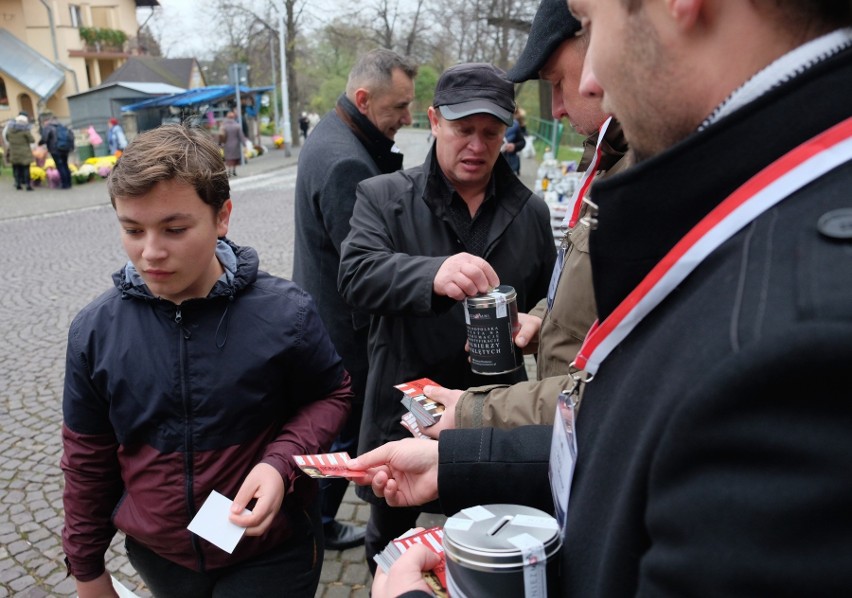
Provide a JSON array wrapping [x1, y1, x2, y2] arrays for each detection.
[[70, 5, 82, 28], [0, 77, 9, 110]]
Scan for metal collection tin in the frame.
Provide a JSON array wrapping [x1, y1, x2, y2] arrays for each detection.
[[442, 504, 562, 597], [464, 285, 524, 375]]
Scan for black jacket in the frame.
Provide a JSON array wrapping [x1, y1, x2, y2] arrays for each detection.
[[62, 240, 351, 580], [292, 95, 404, 402], [435, 43, 852, 597], [339, 146, 555, 503]]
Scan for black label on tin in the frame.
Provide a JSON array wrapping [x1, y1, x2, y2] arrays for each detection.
[[466, 302, 523, 375]]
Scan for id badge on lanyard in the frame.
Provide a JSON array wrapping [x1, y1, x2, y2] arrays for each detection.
[[546, 247, 566, 312], [549, 387, 579, 533]]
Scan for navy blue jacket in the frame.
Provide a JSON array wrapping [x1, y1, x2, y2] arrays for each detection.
[[62, 240, 351, 580]]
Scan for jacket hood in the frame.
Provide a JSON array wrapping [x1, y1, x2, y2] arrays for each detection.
[[7, 121, 31, 132], [112, 238, 259, 302]]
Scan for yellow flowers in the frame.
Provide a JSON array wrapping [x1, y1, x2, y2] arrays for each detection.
[[30, 165, 47, 183]]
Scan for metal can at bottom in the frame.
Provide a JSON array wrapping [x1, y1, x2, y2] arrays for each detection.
[[464, 285, 524, 375], [443, 503, 562, 598]]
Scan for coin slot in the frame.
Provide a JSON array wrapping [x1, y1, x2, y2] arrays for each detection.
[[487, 515, 513, 536]]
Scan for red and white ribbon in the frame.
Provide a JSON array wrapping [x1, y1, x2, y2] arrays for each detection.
[[563, 116, 613, 229], [574, 116, 852, 375]]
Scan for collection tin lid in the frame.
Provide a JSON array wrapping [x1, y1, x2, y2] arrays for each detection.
[[442, 504, 561, 570], [464, 285, 517, 307]]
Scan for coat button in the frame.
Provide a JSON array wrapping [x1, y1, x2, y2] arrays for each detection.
[[817, 208, 852, 240]]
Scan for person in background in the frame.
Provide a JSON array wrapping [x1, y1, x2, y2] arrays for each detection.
[[7, 113, 35, 191], [299, 112, 310, 139], [350, 0, 852, 596], [219, 111, 246, 177], [420, 0, 630, 435], [39, 112, 74, 190], [293, 47, 418, 552], [61, 124, 352, 598], [501, 105, 527, 176], [337, 62, 555, 575], [107, 117, 127, 158], [3, 110, 29, 146]]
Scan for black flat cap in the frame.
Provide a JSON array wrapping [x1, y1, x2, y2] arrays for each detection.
[[506, 0, 582, 82], [433, 63, 515, 126]]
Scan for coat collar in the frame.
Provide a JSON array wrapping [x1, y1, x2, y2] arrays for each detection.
[[589, 48, 852, 321], [335, 94, 404, 174]]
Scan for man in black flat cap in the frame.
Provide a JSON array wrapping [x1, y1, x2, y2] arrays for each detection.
[[337, 62, 556, 574], [416, 0, 632, 436]]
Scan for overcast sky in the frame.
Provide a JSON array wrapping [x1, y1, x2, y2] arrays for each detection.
[[139, 0, 361, 59]]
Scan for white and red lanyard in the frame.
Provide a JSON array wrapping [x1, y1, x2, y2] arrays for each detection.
[[563, 116, 613, 229], [573, 115, 852, 376]]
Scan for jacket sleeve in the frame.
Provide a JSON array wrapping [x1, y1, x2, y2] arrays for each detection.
[[338, 181, 447, 317], [528, 297, 547, 320], [438, 426, 553, 516], [454, 374, 573, 428], [60, 323, 124, 582], [259, 292, 353, 489]]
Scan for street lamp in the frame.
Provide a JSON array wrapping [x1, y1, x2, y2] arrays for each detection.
[[276, 0, 292, 155]]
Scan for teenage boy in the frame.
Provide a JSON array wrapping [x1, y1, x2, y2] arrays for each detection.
[[61, 124, 352, 598]]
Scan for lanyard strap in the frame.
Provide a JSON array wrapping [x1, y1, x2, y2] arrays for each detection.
[[574, 115, 852, 375], [563, 117, 613, 229]]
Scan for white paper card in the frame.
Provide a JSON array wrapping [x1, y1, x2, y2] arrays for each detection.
[[187, 490, 250, 554]]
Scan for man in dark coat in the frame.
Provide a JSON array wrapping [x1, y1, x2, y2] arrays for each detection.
[[348, 2, 852, 597], [292, 48, 418, 551], [39, 112, 74, 189], [337, 62, 555, 575]]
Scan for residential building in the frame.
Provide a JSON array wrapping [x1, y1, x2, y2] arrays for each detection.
[[0, 0, 158, 125]]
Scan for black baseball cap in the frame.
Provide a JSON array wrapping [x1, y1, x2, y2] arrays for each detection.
[[506, 0, 583, 82], [433, 63, 515, 126]]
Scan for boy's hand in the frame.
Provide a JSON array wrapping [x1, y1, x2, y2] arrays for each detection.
[[75, 572, 120, 598], [229, 463, 285, 535]]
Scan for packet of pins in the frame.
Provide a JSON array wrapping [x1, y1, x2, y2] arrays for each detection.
[[400, 411, 430, 439], [395, 378, 445, 428], [293, 452, 366, 479], [374, 526, 448, 598]]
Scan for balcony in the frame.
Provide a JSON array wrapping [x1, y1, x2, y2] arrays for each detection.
[[68, 27, 130, 57]]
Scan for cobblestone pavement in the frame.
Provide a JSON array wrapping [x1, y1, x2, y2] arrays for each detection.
[[0, 128, 538, 597]]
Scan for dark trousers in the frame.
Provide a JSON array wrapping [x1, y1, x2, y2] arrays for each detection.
[[365, 501, 423, 577], [12, 164, 31, 188], [125, 504, 323, 598], [51, 152, 72, 188], [320, 400, 363, 525]]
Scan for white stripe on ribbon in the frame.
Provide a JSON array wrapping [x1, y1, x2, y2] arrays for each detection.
[[575, 116, 852, 375]]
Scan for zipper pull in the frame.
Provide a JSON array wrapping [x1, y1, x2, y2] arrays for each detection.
[[175, 307, 182, 325]]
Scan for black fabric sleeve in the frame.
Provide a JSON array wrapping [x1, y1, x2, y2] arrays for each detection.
[[438, 425, 553, 516]]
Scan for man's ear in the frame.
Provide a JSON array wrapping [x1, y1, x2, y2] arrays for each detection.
[[427, 106, 440, 136], [353, 88, 371, 114], [669, 0, 702, 29]]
